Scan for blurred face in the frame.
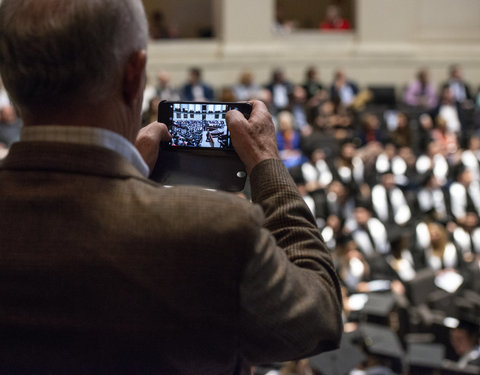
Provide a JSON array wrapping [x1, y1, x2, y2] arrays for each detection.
[[469, 137, 480, 150], [321, 101, 334, 115], [397, 113, 408, 128], [441, 87, 454, 103], [311, 149, 325, 162], [189, 70, 200, 84], [365, 114, 379, 130], [382, 173, 396, 189], [464, 213, 479, 229], [418, 70, 429, 83], [450, 329, 476, 356], [384, 144, 396, 159], [157, 71, 170, 87], [341, 143, 355, 159], [451, 67, 462, 80], [399, 147, 416, 166], [326, 214, 340, 230], [329, 181, 347, 199], [427, 223, 441, 243], [240, 72, 253, 86], [278, 112, 293, 132], [273, 70, 284, 83], [326, 6, 340, 21], [293, 86, 306, 102], [354, 207, 370, 225], [335, 70, 346, 83]]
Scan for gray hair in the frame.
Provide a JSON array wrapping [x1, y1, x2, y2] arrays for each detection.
[[0, 0, 148, 108]]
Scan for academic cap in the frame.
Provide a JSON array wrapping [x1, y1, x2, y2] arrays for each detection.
[[308, 331, 366, 375], [357, 323, 405, 360], [404, 268, 437, 306], [406, 342, 445, 371], [360, 292, 396, 323]]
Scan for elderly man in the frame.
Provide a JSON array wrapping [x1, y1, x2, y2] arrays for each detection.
[[0, 0, 342, 374]]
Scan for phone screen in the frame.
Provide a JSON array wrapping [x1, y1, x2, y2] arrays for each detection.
[[158, 101, 251, 150]]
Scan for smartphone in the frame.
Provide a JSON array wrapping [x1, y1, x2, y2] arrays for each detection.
[[158, 101, 252, 150]]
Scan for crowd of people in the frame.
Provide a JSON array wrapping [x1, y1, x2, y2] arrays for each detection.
[[2, 57, 480, 372], [170, 119, 228, 148], [143, 64, 480, 374]]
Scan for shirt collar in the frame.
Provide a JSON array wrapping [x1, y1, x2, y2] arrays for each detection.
[[20, 125, 149, 177]]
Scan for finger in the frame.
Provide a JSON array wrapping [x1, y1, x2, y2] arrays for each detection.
[[138, 122, 172, 143], [226, 106, 249, 129], [135, 122, 171, 173]]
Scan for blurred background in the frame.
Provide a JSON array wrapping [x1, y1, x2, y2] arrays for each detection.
[[142, 0, 480, 91]]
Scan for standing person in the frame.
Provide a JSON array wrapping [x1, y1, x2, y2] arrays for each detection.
[[155, 70, 180, 101], [265, 68, 294, 113], [442, 64, 474, 108], [403, 68, 438, 110], [232, 70, 262, 101], [330, 68, 359, 107], [0, 0, 342, 374], [181, 66, 215, 101], [430, 85, 466, 139], [302, 66, 324, 100]]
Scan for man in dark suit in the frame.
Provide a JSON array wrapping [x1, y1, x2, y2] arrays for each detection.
[[330, 68, 359, 107], [442, 64, 474, 108], [181, 66, 215, 102], [0, 0, 342, 374]]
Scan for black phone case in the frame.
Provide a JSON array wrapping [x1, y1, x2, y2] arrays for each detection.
[[150, 148, 247, 192]]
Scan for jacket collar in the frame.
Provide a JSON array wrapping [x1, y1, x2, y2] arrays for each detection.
[[1, 141, 147, 180]]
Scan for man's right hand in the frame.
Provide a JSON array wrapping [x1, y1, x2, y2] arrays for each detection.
[[135, 122, 172, 174], [226, 100, 280, 175]]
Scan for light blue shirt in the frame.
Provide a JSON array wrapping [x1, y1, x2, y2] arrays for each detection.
[[20, 125, 149, 177]]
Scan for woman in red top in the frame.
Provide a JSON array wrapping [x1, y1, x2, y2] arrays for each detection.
[[320, 5, 351, 30]]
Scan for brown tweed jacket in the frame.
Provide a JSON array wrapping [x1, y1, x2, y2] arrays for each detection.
[[0, 141, 342, 374]]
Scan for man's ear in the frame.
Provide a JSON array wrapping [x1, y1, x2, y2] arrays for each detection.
[[123, 50, 147, 107]]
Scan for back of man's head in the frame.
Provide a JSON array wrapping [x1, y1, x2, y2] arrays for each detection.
[[0, 0, 148, 111]]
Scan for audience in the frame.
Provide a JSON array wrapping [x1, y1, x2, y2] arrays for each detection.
[[3, 56, 480, 373]]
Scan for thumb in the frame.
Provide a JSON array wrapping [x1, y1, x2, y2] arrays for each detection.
[[226, 108, 248, 132], [135, 122, 171, 172]]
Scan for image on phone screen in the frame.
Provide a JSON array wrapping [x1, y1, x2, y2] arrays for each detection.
[[168, 103, 232, 149]]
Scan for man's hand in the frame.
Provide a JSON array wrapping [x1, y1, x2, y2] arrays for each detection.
[[226, 100, 280, 175], [135, 122, 171, 173]]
